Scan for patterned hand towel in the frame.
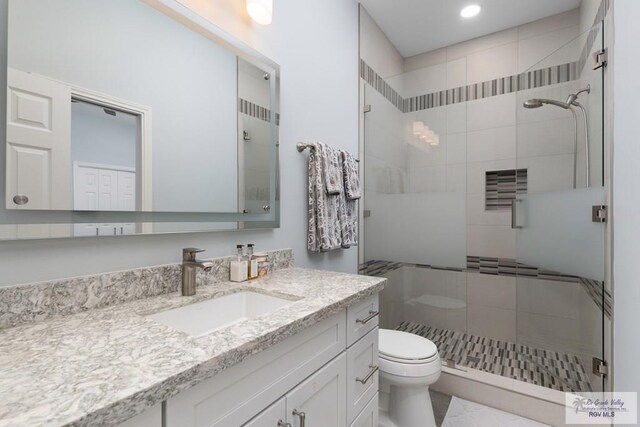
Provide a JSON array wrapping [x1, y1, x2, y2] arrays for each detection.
[[308, 143, 342, 252], [322, 143, 344, 195], [340, 150, 361, 200], [339, 150, 358, 248]]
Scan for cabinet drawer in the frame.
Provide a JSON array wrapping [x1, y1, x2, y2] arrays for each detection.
[[349, 393, 378, 427], [166, 312, 346, 427], [243, 397, 286, 427], [346, 327, 379, 424], [346, 295, 379, 347]]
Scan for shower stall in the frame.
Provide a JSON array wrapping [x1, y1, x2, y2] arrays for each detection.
[[360, 5, 610, 397]]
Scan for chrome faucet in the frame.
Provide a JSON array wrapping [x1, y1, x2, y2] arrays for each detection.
[[181, 248, 214, 296]]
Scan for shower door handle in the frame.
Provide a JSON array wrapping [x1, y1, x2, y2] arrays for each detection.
[[511, 199, 522, 229]]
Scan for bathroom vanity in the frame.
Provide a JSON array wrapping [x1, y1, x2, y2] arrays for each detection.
[[0, 265, 385, 426]]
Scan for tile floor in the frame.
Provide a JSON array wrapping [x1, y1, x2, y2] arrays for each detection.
[[397, 321, 593, 393], [442, 396, 550, 427]]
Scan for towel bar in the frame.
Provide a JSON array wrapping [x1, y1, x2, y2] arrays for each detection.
[[296, 142, 359, 162]]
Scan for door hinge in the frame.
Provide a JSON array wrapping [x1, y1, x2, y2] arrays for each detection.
[[363, 104, 372, 113], [592, 205, 608, 223], [593, 48, 608, 70], [363, 209, 371, 218], [592, 357, 608, 377]]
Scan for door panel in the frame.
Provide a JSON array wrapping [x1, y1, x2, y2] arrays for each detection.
[[286, 354, 347, 427], [6, 68, 71, 210], [98, 169, 118, 210], [515, 22, 606, 393], [118, 171, 136, 211]]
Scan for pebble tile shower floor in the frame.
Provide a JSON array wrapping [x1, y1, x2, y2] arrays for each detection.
[[396, 321, 593, 393]]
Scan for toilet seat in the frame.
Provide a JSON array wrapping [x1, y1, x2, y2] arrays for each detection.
[[379, 329, 438, 361], [378, 329, 441, 378]]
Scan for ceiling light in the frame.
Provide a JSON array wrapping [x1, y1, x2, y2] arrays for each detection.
[[460, 4, 481, 18], [247, 0, 273, 25]]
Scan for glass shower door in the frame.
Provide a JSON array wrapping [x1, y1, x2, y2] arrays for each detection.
[[514, 22, 607, 393]]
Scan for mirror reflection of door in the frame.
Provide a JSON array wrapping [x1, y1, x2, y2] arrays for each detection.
[[70, 100, 139, 236], [6, 68, 71, 211]]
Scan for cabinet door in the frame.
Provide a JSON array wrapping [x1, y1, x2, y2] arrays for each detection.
[[286, 354, 347, 427], [349, 394, 378, 427], [243, 397, 286, 427]]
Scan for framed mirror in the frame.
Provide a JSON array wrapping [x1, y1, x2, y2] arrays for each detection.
[[0, 0, 280, 239]]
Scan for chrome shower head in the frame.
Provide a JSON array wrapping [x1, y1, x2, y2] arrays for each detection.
[[523, 99, 544, 109], [523, 98, 571, 109]]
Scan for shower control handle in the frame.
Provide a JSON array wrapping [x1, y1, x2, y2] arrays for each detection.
[[511, 199, 522, 229], [277, 421, 291, 427], [356, 310, 379, 324]]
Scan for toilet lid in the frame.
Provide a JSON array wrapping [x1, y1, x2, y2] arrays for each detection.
[[379, 329, 438, 361]]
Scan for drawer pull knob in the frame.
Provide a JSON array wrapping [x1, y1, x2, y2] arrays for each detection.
[[356, 364, 379, 384], [356, 310, 379, 324], [292, 409, 306, 427], [277, 421, 291, 427]]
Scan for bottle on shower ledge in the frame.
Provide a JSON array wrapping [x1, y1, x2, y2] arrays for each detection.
[[230, 244, 248, 282], [247, 244, 259, 280]]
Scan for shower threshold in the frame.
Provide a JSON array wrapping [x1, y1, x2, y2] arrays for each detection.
[[396, 321, 593, 393]]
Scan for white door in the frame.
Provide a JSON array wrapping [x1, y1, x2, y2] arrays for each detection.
[[6, 67, 71, 210], [73, 165, 100, 210], [117, 171, 136, 211], [286, 354, 347, 427], [98, 169, 118, 210], [243, 397, 286, 427]]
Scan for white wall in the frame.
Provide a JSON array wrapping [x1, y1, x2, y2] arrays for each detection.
[[612, 0, 640, 399], [9, 0, 238, 213], [359, 6, 403, 80], [0, 0, 360, 286]]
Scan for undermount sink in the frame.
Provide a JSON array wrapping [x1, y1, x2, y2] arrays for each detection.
[[148, 291, 293, 337]]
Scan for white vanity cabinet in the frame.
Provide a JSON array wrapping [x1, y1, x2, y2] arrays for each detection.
[[140, 294, 379, 427]]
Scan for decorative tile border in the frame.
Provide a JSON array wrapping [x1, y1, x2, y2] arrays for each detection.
[[239, 98, 280, 126], [0, 248, 294, 329], [404, 61, 579, 113], [360, 257, 611, 319], [359, 59, 405, 111], [397, 321, 593, 393], [360, 0, 610, 114], [466, 255, 611, 319], [485, 169, 528, 211]]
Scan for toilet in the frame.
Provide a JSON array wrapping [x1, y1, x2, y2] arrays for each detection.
[[378, 329, 441, 427]]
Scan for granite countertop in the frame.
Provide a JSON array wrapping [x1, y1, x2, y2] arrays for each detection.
[[0, 268, 386, 427]]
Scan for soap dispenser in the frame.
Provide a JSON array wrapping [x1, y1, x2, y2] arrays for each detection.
[[230, 245, 248, 282], [247, 244, 258, 279]]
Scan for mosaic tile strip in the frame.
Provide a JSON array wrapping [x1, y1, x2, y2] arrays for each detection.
[[467, 255, 611, 319], [485, 169, 528, 211], [360, 258, 611, 320], [397, 321, 593, 393], [402, 62, 579, 113], [359, 59, 405, 111], [358, 260, 465, 276], [239, 98, 280, 126], [360, 0, 611, 114], [0, 248, 294, 329]]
